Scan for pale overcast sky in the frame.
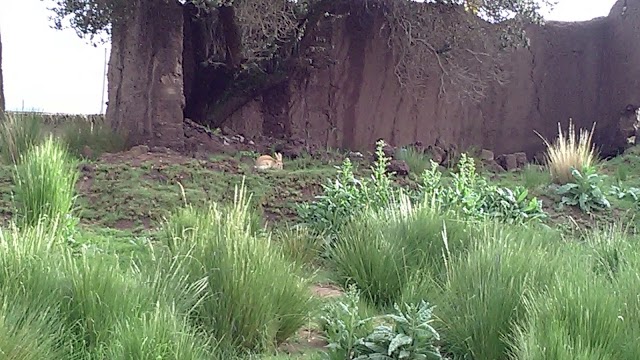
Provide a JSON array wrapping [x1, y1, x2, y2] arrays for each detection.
[[0, 0, 619, 114]]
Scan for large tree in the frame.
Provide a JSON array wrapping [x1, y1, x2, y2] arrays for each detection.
[[42, 0, 556, 146]]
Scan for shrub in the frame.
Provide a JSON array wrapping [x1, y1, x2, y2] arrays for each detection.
[[297, 139, 399, 244], [536, 119, 599, 184], [60, 118, 126, 159], [12, 135, 79, 234], [0, 112, 43, 164], [160, 181, 315, 353]]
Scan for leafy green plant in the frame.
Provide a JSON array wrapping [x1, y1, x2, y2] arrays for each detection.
[[320, 285, 375, 360], [608, 183, 640, 202], [353, 300, 443, 360], [556, 167, 610, 213], [395, 146, 430, 176], [297, 139, 399, 244], [421, 154, 546, 223]]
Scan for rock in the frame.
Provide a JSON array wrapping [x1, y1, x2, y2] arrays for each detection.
[[427, 145, 446, 165], [485, 159, 506, 173], [386, 160, 410, 176], [513, 152, 528, 168], [496, 154, 518, 171], [480, 149, 494, 161]]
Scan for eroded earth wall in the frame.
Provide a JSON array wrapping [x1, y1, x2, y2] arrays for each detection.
[[106, 0, 186, 150], [224, 0, 640, 157]]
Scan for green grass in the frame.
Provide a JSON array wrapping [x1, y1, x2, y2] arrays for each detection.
[[159, 181, 317, 353], [0, 112, 43, 164], [7, 118, 640, 359], [12, 135, 79, 230]]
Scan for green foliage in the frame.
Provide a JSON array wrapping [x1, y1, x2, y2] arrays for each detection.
[[60, 119, 127, 159], [353, 301, 443, 360], [428, 223, 565, 359], [12, 135, 79, 235], [272, 224, 323, 266], [0, 112, 43, 164], [556, 167, 611, 213], [160, 181, 315, 353], [0, 221, 218, 359], [320, 285, 376, 360], [297, 139, 398, 244], [422, 154, 546, 223], [395, 146, 431, 176]]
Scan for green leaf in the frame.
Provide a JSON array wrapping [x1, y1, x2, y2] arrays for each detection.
[[388, 333, 413, 355]]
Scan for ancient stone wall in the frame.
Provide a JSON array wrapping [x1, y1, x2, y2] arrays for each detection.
[[223, 0, 640, 158]]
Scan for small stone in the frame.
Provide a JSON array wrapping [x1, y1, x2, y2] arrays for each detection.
[[496, 154, 518, 171], [480, 149, 494, 161], [513, 152, 528, 168]]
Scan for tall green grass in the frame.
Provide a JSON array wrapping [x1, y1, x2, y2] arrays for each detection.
[[60, 118, 126, 159], [12, 135, 79, 230], [0, 220, 220, 359], [160, 181, 316, 353], [0, 112, 43, 164]]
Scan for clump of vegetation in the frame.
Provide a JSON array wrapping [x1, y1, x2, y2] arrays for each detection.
[[556, 167, 611, 213], [321, 285, 443, 360], [12, 135, 79, 233], [160, 181, 315, 353], [0, 112, 43, 164], [422, 154, 546, 224], [297, 140, 399, 245], [536, 120, 599, 184], [60, 118, 127, 159]]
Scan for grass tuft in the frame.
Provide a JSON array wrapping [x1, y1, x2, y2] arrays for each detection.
[[160, 180, 316, 353], [12, 135, 79, 231], [0, 112, 43, 165], [536, 119, 599, 184]]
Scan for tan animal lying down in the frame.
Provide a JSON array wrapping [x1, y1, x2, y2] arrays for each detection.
[[254, 152, 283, 170]]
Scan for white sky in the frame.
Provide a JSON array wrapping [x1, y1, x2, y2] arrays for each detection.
[[0, 0, 619, 114]]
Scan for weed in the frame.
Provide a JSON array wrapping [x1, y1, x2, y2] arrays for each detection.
[[422, 154, 546, 224], [536, 119, 599, 184], [297, 140, 398, 245], [353, 301, 443, 360], [320, 285, 376, 360], [555, 167, 611, 213]]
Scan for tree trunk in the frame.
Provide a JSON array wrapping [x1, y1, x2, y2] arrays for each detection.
[[0, 29, 5, 114], [105, 0, 185, 150]]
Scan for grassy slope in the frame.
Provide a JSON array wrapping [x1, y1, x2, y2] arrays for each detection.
[[2, 133, 640, 359]]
